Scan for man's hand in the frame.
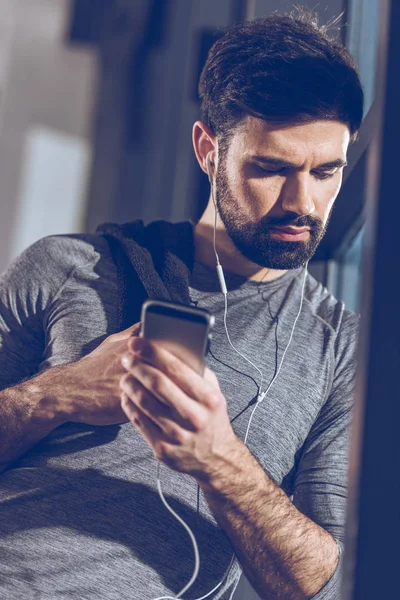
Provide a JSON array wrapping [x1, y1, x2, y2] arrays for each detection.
[[62, 322, 142, 426], [119, 336, 238, 479], [119, 338, 340, 600], [0, 322, 143, 470]]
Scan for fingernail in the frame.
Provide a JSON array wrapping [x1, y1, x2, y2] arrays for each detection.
[[121, 353, 133, 368]]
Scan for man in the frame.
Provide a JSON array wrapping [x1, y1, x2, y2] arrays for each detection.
[[0, 11, 363, 600]]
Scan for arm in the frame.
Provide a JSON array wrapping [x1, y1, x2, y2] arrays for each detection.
[[0, 325, 141, 473], [198, 313, 357, 599], [0, 239, 63, 471], [120, 315, 358, 600], [197, 439, 339, 600], [0, 366, 69, 472], [198, 315, 357, 600], [0, 235, 141, 472]]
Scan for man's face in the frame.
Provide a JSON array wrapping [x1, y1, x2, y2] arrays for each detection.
[[214, 116, 350, 269]]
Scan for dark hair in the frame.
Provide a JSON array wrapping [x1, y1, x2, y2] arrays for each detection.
[[198, 11, 364, 143]]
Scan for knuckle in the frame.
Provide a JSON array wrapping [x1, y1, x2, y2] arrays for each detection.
[[178, 428, 190, 444], [166, 425, 184, 444], [191, 411, 207, 432], [136, 385, 147, 406], [119, 373, 130, 390], [155, 442, 169, 462], [167, 356, 182, 379], [203, 390, 218, 409], [204, 367, 221, 388], [120, 373, 136, 393], [152, 374, 166, 397]]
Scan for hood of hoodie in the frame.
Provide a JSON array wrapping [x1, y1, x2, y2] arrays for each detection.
[[96, 219, 196, 329]]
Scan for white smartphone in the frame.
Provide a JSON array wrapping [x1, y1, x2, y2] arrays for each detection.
[[139, 299, 215, 376]]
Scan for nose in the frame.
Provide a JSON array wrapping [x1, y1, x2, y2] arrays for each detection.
[[280, 172, 315, 217]]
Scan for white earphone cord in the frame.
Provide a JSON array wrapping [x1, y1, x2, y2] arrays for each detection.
[[151, 159, 307, 600]]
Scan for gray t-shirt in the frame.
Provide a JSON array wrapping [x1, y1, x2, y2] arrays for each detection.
[[0, 233, 358, 600]]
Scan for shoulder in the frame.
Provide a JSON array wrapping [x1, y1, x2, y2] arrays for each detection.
[[0, 233, 116, 314], [5, 232, 113, 276], [302, 271, 359, 381], [303, 270, 359, 338], [22, 232, 113, 267]]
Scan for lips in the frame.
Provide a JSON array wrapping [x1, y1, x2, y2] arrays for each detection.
[[270, 226, 310, 234], [269, 226, 311, 241]]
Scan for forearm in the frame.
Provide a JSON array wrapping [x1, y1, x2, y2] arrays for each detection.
[[0, 366, 69, 472], [196, 439, 339, 600], [0, 335, 133, 472]]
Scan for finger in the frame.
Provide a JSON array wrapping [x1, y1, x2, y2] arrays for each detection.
[[203, 366, 221, 389], [120, 370, 202, 434], [111, 321, 141, 342], [121, 391, 172, 450], [121, 391, 142, 427], [130, 322, 142, 337], [127, 338, 221, 410], [121, 354, 209, 429]]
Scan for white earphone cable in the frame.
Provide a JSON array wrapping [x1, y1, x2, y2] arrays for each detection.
[[151, 156, 307, 600]]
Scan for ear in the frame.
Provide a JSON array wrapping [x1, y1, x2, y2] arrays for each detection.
[[192, 121, 217, 177]]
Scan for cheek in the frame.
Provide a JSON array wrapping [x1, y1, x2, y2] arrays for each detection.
[[331, 173, 343, 198], [242, 178, 283, 217], [226, 162, 282, 218], [316, 176, 343, 222]]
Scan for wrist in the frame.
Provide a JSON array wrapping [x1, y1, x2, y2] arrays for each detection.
[[27, 362, 81, 426], [195, 436, 249, 491]]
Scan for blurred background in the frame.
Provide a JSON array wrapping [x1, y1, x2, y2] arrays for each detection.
[[0, 0, 380, 315]]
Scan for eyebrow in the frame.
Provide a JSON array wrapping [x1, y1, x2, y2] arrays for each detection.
[[250, 155, 348, 170]]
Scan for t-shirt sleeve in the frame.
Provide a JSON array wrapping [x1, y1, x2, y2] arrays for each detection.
[[0, 236, 86, 391], [291, 311, 359, 599]]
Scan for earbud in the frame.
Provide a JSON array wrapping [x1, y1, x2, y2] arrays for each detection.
[[205, 152, 213, 184], [206, 151, 219, 217]]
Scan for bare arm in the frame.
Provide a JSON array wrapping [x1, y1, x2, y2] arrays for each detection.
[[197, 439, 339, 600], [0, 365, 70, 472], [0, 324, 140, 473], [120, 336, 349, 600]]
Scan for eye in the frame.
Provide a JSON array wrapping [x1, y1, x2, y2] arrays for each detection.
[[255, 165, 286, 175], [312, 169, 338, 180]]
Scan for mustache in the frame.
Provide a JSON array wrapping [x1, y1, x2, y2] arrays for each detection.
[[264, 214, 323, 229]]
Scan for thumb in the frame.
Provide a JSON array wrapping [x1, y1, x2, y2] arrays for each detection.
[[111, 321, 141, 342]]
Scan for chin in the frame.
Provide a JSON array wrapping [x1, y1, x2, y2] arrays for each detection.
[[237, 240, 319, 271]]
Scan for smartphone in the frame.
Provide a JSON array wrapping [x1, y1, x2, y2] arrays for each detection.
[[140, 299, 215, 376]]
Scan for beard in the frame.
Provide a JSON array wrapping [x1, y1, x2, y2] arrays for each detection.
[[214, 155, 332, 270]]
